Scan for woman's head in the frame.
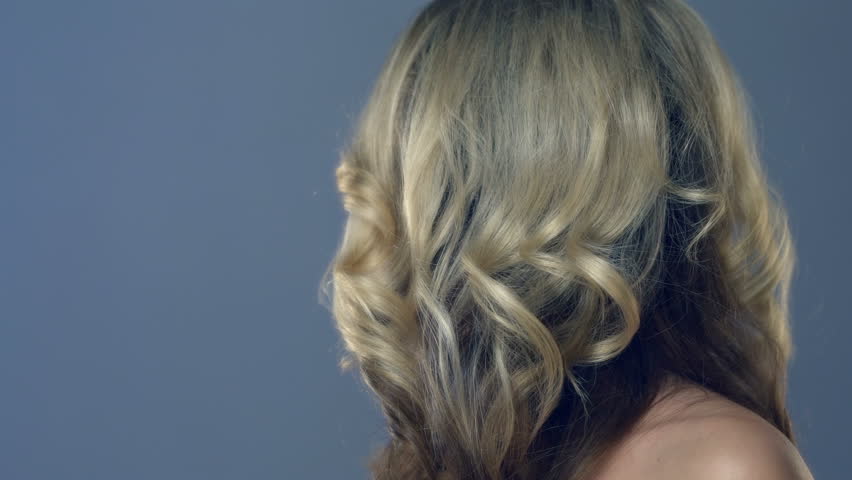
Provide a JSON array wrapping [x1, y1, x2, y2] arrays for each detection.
[[320, 0, 796, 478]]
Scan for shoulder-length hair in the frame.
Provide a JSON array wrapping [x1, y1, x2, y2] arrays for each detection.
[[320, 1, 797, 478]]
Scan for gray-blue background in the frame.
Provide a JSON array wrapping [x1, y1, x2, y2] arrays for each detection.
[[2, 1, 848, 478]]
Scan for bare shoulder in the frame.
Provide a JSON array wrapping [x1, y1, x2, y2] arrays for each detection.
[[587, 381, 814, 480], [640, 403, 816, 480]]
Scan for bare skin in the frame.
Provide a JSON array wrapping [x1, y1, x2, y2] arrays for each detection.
[[584, 376, 815, 480]]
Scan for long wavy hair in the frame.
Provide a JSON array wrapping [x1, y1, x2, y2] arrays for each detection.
[[319, 1, 798, 478]]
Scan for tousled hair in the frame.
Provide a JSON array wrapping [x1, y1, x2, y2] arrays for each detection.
[[319, 1, 797, 478]]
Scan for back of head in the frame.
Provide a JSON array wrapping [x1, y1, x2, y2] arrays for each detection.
[[320, 1, 797, 479]]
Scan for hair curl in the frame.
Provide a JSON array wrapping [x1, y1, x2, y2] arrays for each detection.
[[319, 1, 797, 479]]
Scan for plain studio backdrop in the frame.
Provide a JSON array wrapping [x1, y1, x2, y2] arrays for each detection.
[[1, 1, 849, 479]]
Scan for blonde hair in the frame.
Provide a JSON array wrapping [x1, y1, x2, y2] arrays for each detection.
[[319, 0, 797, 478]]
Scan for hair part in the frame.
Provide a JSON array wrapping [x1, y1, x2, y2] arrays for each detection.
[[320, 1, 797, 479]]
